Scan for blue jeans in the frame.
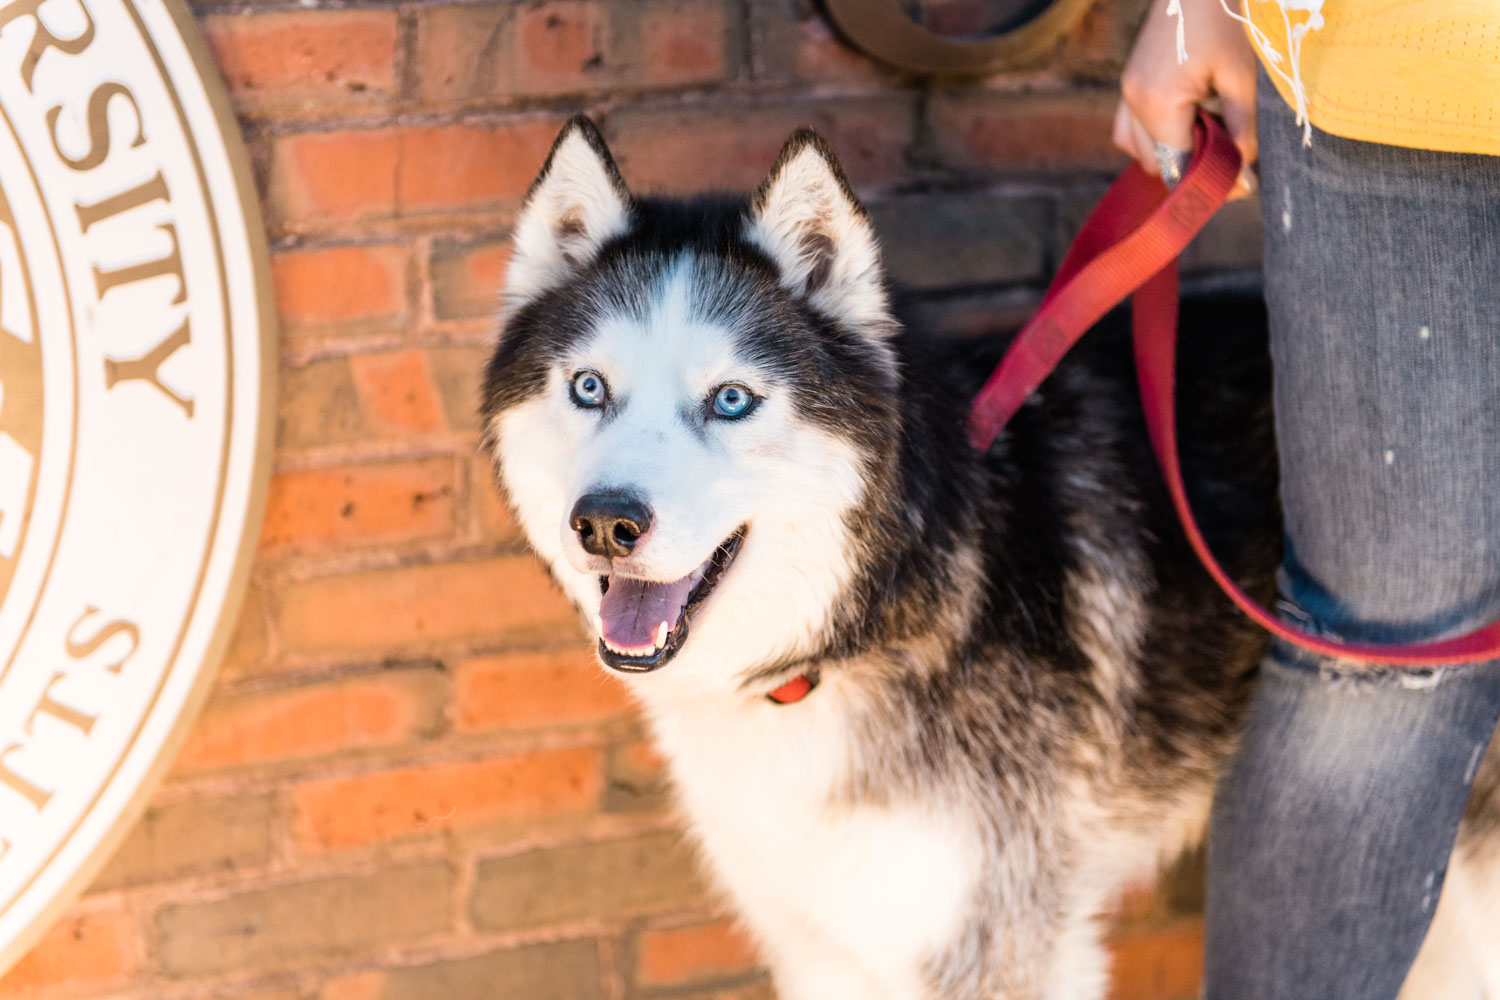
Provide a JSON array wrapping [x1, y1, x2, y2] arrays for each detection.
[[1202, 73, 1500, 998]]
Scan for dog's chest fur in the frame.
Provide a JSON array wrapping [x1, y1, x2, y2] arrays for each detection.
[[643, 679, 985, 998]]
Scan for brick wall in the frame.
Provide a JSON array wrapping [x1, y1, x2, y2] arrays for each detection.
[[0, 1, 1262, 997]]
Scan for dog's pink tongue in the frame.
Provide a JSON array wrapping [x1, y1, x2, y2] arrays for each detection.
[[600, 573, 695, 649]]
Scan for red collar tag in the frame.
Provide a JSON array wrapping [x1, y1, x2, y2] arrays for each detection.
[[766, 671, 820, 705]]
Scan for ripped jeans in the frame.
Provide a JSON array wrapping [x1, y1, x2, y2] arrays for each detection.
[[1202, 73, 1500, 999]]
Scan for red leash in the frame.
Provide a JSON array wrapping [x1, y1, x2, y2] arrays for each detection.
[[970, 112, 1500, 668]]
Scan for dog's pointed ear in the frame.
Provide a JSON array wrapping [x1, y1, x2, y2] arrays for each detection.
[[746, 130, 892, 334], [503, 116, 631, 311]]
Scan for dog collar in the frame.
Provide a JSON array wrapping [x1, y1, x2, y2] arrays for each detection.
[[766, 670, 820, 704]]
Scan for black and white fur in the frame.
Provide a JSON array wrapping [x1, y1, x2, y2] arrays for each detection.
[[482, 117, 1500, 999]]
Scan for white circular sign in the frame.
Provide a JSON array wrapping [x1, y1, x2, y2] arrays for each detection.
[[0, 0, 272, 973]]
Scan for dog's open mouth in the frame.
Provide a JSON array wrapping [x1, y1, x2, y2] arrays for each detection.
[[595, 527, 746, 673]]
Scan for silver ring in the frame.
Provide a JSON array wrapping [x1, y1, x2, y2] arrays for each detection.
[[1153, 141, 1190, 189]]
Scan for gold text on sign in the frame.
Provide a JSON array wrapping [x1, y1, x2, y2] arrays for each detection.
[[0, 608, 140, 815], [5, 0, 198, 420]]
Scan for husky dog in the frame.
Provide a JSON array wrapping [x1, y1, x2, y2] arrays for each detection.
[[481, 117, 1500, 999]]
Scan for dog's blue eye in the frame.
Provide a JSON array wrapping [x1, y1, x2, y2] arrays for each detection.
[[711, 383, 755, 419], [571, 370, 607, 408]]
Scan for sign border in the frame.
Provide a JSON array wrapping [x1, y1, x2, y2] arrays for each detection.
[[823, 0, 1095, 75], [0, 0, 276, 975]]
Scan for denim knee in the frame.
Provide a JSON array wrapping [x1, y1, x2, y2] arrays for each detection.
[[1277, 550, 1500, 647]]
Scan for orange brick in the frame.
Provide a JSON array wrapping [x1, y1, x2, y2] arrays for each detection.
[[397, 121, 560, 215], [272, 244, 408, 330], [276, 556, 578, 653], [291, 747, 601, 850], [320, 970, 386, 1000], [430, 237, 512, 320], [174, 670, 445, 771], [155, 865, 450, 976], [514, 1, 603, 90], [794, 15, 883, 83], [277, 357, 368, 451], [667, 986, 774, 1000], [269, 129, 399, 225], [617, 738, 666, 775], [1112, 881, 1168, 924], [425, 345, 490, 433], [260, 458, 456, 554], [204, 10, 397, 111], [637, 1, 727, 87], [636, 920, 760, 987], [929, 92, 1126, 170], [271, 122, 564, 225], [332, 944, 602, 999], [606, 99, 914, 195], [348, 349, 447, 434], [604, 737, 671, 814], [91, 793, 273, 890], [220, 583, 270, 678], [279, 352, 484, 451], [471, 832, 706, 931], [414, 4, 514, 105], [470, 453, 521, 543], [454, 648, 631, 732], [416, 1, 722, 107], [1107, 919, 1204, 1000], [0, 908, 137, 993], [1061, 0, 1131, 69]]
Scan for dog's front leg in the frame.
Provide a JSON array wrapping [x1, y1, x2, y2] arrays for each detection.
[[766, 934, 934, 1000], [772, 957, 894, 1000]]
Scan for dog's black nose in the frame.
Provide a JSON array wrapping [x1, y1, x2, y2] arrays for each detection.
[[570, 491, 652, 558]]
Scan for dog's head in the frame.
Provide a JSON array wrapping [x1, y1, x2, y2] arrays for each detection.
[[482, 117, 900, 696]]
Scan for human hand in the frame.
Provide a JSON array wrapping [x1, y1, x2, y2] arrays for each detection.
[[1114, 0, 1258, 197]]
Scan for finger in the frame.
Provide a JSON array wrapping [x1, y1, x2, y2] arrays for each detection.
[[1132, 91, 1196, 156], [1227, 165, 1257, 201], [1217, 73, 1259, 172], [1216, 78, 1258, 200], [1112, 100, 1150, 169], [1129, 113, 1164, 176]]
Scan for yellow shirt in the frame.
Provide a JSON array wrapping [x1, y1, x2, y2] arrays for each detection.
[[1246, 0, 1500, 155]]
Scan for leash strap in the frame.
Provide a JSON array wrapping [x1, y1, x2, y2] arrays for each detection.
[[967, 115, 1239, 451], [1134, 252, 1500, 666], [971, 112, 1500, 668]]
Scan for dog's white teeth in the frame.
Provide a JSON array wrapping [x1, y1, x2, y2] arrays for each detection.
[[655, 621, 669, 647]]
